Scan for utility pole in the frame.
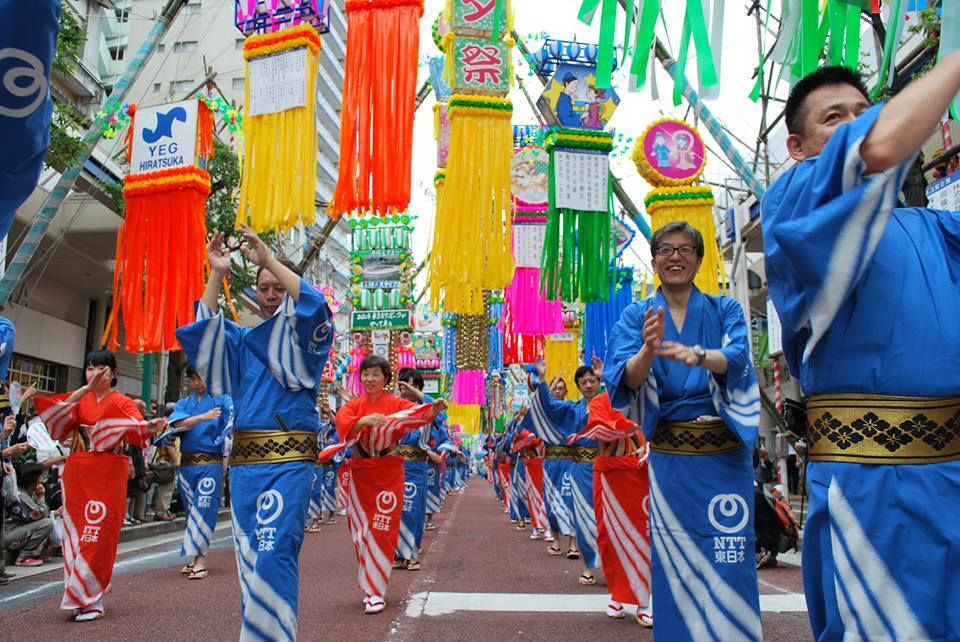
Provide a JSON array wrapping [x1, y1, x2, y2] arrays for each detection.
[[0, 0, 190, 307]]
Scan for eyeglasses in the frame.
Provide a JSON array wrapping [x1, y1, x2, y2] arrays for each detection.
[[655, 244, 697, 257]]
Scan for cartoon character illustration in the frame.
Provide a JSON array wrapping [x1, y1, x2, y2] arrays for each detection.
[[652, 130, 672, 168], [556, 74, 582, 128], [581, 85, 607, 129], [673, 131, 697, 170]]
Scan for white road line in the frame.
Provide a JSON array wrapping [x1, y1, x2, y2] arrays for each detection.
[[404, 592, 808, 617]]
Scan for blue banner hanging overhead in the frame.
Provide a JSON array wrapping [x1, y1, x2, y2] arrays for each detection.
[[0, 0, 60, 241]]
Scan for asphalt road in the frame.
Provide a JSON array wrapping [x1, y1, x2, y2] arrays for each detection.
[[0, 479, 812, 641]]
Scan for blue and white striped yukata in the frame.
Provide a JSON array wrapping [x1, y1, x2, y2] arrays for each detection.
[[522, 384, 597, 553], [606, 288, 763, 642], [763, 103, 960, 642], [170, 391, 231, 558], [177, 279, 332, 642]]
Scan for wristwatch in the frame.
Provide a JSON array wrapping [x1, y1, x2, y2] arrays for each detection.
[[693, 345, 707, 366]]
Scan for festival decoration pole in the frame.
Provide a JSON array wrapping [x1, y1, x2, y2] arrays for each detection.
[[428, 0, 516, 314], [0, 0, 189, 307]]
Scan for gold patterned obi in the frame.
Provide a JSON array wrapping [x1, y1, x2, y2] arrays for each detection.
[[230, 430, 318, 466], [651, 420, 743, 455], [397, 445, 428, 462], [180, 452, 223, 467], [806, 394, 960, 465], [544, 446, 576, 460], [570, 446, 598, 462]]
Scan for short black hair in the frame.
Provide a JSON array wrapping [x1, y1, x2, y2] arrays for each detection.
[[785, 66, 869, 135], [17, 462, 44, 489], [256, 257, 302, 286], [574, 365, 597, 385], [651, 221, 705, 259], [562, 74, 577, 86], [359, 355, 392, 384], [397, 367, 424, 390], [84, 349, 118, 387], [184, 364, 198, 378]]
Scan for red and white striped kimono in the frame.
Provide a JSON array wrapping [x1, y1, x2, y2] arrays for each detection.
[[569, 392, 651, 609], [510, 430, 548, 531], [322, 395, 433, 601], [34, 391, 150, 611]]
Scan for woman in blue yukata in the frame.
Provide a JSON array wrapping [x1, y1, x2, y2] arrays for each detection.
[[605, 221, 762, 640]]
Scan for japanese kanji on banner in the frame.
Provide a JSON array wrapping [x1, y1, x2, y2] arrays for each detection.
[[104, 98, 213, 352], [429, 0, 515, 315]]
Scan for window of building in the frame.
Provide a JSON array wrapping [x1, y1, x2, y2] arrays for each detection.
[[184, 2, 201, 14], [108, 46, 126, 61], [157, 43, 165, 53], [153, 82, 161, 93], [171, 79, 195, 93], [8, 355, 65, 394], [173, 41, 198, 54], [232, 77, 244, 91], [236, 38, 245, 51], [114, 7, 129, 23]]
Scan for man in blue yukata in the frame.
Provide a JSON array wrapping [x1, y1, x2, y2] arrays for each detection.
[[762, 58, 960, 641], [605, 221, 762, 640], [177, 227, 333, 642], [307, 405, 337, 533], [523, 358, 604, 586], [168, 365, 233, 580]]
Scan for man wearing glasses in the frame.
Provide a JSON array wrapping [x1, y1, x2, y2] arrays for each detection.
[[605, 221, 763, 640]]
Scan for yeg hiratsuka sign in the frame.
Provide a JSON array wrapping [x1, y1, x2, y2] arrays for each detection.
[[129, 99, 199, 174]]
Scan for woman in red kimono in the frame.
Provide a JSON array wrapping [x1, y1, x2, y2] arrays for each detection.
[[333, 356, 445, 614], [34, 350, 165, 622]]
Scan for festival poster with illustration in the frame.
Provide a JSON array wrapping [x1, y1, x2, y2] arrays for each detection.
[[510, 146, 549, 207], [540, 63, 620, 131], [638, 119, 706, 184]]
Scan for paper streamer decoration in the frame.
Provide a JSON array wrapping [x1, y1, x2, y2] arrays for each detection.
[[452, 307, 489, 405], [236, 24, 320, 232], [447, 402, 481, 435], [540, 127, 614, 303], [429, 0, 515, 314], [329, 0, 423, 218], [105, 99, 213, 352], [583, 268, 633, 361], [544, 328, 581, 402], [633, 118, 723, 295]]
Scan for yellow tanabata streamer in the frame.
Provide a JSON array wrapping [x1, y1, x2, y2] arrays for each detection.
[[645, 185, 725, 295], [428, 97, 514, 314], [544, 329, 582, 402], [447, 402, 481, 435], [236, 25, 320, 232]]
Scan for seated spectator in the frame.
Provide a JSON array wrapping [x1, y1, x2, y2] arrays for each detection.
[[5, 462, 53, 567]]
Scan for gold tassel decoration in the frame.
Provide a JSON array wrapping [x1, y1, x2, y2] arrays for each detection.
[[544, 328, 581, 401]]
